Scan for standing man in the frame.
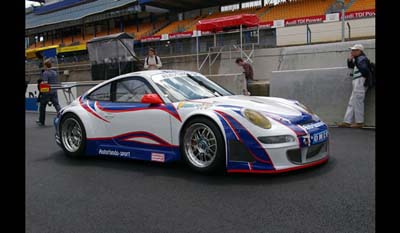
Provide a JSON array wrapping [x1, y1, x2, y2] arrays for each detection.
[[144, 48, 162, 70], [235, 58, 254, 95], [337, 44, 371, 128], [37, 59, 61, 126]]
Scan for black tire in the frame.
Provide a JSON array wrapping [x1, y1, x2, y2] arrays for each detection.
[[59, 114, 86, 158], [180, 117, 225, 174]]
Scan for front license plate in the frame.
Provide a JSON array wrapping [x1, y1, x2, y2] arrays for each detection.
[[310, 130, 329, 144]]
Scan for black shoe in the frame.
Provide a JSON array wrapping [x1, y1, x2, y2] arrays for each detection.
[[36, 121, 45, 126]]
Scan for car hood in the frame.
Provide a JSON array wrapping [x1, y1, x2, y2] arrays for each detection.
[[181, 95, 318, 124]]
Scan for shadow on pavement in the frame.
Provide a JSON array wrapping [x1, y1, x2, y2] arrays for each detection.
[[47, 149, 337, 186]]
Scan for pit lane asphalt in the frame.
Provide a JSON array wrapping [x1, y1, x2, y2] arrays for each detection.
[[26, 112, 375, 233]]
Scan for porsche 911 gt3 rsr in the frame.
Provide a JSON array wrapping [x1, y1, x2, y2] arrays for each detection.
[[54, 70, 329, 173]]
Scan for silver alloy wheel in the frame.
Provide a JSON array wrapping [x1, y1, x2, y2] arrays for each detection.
[[184, 123, 218, 168], [61, 118, 83, 153]]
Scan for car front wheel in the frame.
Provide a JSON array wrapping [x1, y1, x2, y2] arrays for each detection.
[[181, 117, 225, 173]]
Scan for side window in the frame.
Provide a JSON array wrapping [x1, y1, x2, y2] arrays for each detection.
[[115, 78, 153, 103], [87, 83, 111, 101]]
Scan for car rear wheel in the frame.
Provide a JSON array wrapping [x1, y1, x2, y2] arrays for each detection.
[[60, 114, 86, 157], [181, 117, 225, 173]]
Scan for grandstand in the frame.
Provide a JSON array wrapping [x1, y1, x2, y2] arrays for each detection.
[[25, 0, 375, 61], [347, 0, 375, 12], [258, 0, 336, 22]]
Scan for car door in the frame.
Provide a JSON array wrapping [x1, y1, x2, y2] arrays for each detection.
[[95, 76, 174, 161], [84, 82, 113, 138]]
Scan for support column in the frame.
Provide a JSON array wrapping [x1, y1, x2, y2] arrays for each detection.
[[151, 13, 155, 29], [120, 17, 124, 32], [94, 23, 97, 37], [196, 33, 199, 70], [213, 34, 216, 47], [82, 23, 85, 40], [240, 24, 243, 58], [135, 13, 139, 32], [61, 30, 64, 44], [341, 1, 345, 42]]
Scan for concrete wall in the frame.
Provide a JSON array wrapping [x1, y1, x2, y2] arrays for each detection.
[[218, 39, 375, 81], [276, 17, 375, 46], [206, 74, 245, 94], [270, 67, 375, 126]]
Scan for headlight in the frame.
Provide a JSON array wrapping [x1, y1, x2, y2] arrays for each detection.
[[296, 102, 314, 115], [258, 135, 296, 144], [243, 109, 271, 129]]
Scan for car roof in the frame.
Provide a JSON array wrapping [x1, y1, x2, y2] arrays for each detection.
[[85, 70, 200, 95], [83, 69, 204, 103], [105, 69, 198, 83]]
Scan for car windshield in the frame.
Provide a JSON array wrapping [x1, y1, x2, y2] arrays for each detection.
[[151, 73, 233, 102]]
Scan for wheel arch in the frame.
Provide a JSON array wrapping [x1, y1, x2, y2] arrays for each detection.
[[58, 107, 92, 134], [178, 111, 227, 147]]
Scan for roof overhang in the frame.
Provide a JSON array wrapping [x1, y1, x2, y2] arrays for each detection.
[[139, 0, 241, 11]]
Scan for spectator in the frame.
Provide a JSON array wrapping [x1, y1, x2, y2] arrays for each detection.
[[337, 44, 371, 128], [235, 58, 254, 95], [37, 59, 61, 126], [144, 48, 162, 70]]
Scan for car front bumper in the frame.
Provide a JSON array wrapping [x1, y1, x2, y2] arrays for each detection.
[[226, 138, 329, 174]]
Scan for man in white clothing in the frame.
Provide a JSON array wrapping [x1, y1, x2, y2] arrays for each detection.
[[337, 44, 371, 128], [144, 48, 162, 70]]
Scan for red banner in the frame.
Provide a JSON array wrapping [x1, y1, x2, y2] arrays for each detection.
[[169, 31, 193, 39], [199, 31, 213, 35], [285, 15, 325, 26], [140, 35, 161, 42], [278, 9, 375, 27], [343, 9, 375, 20], [259, 21, 273, 28]]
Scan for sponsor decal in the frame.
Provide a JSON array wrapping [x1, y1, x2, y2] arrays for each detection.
[[177, 102, 184, 109], [324, 13, 340, 22], [140, 35, 162, 42], [98, 149, 130, 157], [343, 9, 375, 20], [285, 15, 325, 26], [177, 102, 195, 109], [310, 130, 329, 144], [151, 153, 165, 162], [301, 121, 326, 130], [302, 134, 311, 147], [169, 31, 193, 39]]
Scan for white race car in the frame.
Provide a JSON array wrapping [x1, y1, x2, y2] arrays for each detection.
[[54, 70, 329, 173]]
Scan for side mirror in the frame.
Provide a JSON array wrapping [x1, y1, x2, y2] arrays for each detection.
[[141, 94, 163, 105]]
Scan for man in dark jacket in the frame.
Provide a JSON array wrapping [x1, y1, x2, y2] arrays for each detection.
[[235, 58, 254, 95], [37, 59, 61, 126], [338, 44, 370, 128]]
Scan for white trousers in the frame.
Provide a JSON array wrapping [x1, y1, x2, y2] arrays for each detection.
[[344, 77, 368, 123]]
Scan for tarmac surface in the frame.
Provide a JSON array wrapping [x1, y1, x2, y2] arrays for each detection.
[[26, 112, 375, 233]]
